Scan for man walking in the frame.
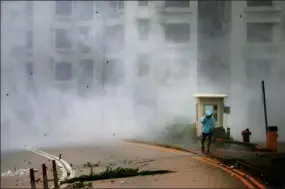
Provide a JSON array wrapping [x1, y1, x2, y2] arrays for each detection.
[[200, 111, 216, 153]]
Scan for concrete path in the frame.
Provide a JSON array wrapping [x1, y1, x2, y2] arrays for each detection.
[[1, 141, 255, 188]]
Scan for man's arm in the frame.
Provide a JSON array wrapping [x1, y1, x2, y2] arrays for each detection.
[[200, 116, 206, 124]]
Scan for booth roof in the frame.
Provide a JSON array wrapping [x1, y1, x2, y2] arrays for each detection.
[[193, 94, 228, 98]]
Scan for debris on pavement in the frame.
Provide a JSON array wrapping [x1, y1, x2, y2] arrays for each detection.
[[120, 180, 126, 184], [60, 166, 174, 184], [135, 159, 155, 164], [66, 181, 92, 188]]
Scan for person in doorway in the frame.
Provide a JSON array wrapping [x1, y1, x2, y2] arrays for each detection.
[[200, 111, 216, 153], [241, 128, 251, 143]]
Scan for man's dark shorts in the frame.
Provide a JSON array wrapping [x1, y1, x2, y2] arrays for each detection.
[[202, 132, 213, 140]]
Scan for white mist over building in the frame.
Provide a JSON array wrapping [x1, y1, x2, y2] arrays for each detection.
[[197, 0, 285, 142], [1, 1, 284, 144], [1, 1, 198, 149]]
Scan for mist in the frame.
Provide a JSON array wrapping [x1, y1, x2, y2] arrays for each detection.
[[1, 1, 198, 151], [1, 1, 284, 151]]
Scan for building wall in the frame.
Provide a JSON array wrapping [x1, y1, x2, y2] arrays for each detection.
[[228, 1, 285, 142], [1, 1, 28, 91], [2, 1, 198, 122]]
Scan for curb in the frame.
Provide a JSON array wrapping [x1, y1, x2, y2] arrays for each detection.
[[193, 137, 274, 152], [123, 139, 267, 189]]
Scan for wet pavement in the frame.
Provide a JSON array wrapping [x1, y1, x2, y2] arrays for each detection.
[[1, 150, 61, 188], [2, 141, 250, 188], [145, 138, 285, 188]]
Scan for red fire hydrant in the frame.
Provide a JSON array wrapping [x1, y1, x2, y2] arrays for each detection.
[[242, 128, 251, 143]]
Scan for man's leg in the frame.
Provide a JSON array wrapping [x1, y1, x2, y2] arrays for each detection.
[[207, 133, 213, 153], [201, 133, 206, 152]]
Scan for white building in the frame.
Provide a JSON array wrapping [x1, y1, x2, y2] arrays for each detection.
[[2, 1, 284, 141], [196, 0, 285, 142], [2, 1, 198, 121], [227, 0, 285, 142]]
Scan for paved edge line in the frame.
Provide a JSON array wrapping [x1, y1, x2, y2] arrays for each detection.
[[194, 157, 255, 189], [201, 157, 266, 189], [28, 149, 68, 182], [123, 140, 266, 189], [28, 149, 75, 188], [31, 149, 75, 179]]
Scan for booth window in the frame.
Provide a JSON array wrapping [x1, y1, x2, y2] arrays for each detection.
[[204, 104, 218, 121]]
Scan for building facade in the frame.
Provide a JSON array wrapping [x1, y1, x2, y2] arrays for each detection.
[[197, 0, 285, 141], [2, 1, 285, 141], [2, 1, 198, 123], [228, 0, 285, 141]]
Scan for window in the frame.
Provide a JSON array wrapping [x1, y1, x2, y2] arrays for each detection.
[[247, 23, 274, 43], [164, 23, 190, 43], [104, 59, 124, 85], [107, 1, 124, 17], [105, 25, 124, 53], [164, 1, 190, 8], [137, 54, 149, 77], [247, 0, 273, 7], [55, 29, 72, 49], [55, 62, 72, 81], [78, 27, 91, 53], [76, 1, 93, 20], [26, 30, 33, 49], [55, 1, 72, 16], [138, 1, 148, 6], [108, 1, 124, 10], [79, 59, 94, 80], [246, 59, 272, 79], [137, 19, 150, 40], [26, 1, 33, 18], [26, 62, 33, 81]]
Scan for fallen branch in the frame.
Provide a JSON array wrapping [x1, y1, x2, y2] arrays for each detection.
[[60, 167, 174, 184]]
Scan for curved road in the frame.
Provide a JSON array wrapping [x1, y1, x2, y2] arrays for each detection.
[[2, 141, 248, 188]]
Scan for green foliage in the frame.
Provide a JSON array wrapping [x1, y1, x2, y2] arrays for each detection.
[[61, 167, 173, 184]]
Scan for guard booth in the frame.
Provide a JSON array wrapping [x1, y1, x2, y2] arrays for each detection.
[[194, 94, 228, 137]]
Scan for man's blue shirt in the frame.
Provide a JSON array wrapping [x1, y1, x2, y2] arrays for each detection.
[[200, 116, 216, 134]]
